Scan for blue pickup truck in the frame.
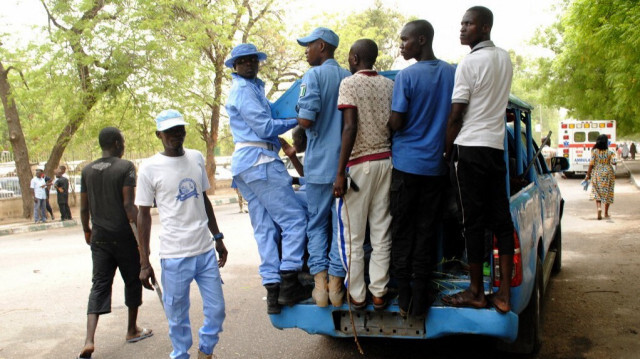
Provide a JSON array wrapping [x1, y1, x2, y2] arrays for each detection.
[[269, 73, 569, 354]]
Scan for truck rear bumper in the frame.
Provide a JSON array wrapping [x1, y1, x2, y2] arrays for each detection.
[[269, 301, 519, 342]]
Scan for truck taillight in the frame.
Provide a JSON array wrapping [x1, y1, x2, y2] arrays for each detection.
[[607, 122, 613, 128], [561, 124, 567, 129], [493, 231, 523, 287], [563, 149, 569, 154], [563, 135, 569, 140]]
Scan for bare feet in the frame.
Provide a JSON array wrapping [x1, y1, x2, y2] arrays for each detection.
[[486, 292, 511, 314], [441, 289, 487, 309], [77, 343, 94, 358], [126, 327, 153, 343]]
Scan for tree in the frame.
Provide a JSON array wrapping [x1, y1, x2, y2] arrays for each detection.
[[142, 0, 294, 193], [533, 0, 640, 135], [0, 47, 34, 218], [332, 1, 409, 71]]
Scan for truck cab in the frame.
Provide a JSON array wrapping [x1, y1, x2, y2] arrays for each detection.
[[269, 77, 569, 354]]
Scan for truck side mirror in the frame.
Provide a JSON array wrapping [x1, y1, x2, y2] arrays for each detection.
[[550, 157, 570, 173]]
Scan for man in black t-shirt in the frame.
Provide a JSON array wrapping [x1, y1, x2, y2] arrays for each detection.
[[77, 127, 152, 359], [54, 166, 72, 220]]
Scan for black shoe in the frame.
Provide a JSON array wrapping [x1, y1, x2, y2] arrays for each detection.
[[397, 279, 411, 318], [410, 279, 435, 319], [265, 283, 281, 314], [277, 271, 311, 306]]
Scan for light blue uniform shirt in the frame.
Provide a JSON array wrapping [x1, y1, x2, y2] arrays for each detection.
[[391, 60, 456, 176], [226, 73, 297, 176], [297, 59, 351, 184]]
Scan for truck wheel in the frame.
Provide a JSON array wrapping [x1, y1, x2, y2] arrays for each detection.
[[497, 257, 542, 354], [551, 223, 562, 274]]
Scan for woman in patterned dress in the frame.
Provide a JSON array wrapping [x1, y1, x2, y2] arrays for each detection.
[[586, 134, 616, 220]]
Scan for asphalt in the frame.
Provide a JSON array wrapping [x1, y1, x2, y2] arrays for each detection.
[[2, 160, 638, 237], [0, 193, 240, 237]]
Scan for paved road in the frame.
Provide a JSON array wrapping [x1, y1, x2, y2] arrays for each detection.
[[1, 177, 639, 358]]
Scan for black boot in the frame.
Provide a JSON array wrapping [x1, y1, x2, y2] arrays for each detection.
[[265, 283, 282, 314], [397, 278, 412, 318], [410, 278, 435, 319], [277, 271, 311, 306]]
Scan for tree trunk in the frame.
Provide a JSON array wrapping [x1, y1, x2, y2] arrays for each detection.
[[0, 61, 34, 218], [43, 93, 97, 178], [204, 59, 226, 195]]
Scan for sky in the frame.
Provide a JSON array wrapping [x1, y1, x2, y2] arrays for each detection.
[[3, 0, 561, 62], [290, 0, 561, 62]]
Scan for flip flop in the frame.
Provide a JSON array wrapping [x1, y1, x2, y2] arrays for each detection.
[[126, 328, 153, 343]]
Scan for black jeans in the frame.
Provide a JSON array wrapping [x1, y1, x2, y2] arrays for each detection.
[[57, 200, 72, 220], [87, 230, 142, 315], [390, 169, 447, 280], [451, 145, 515, 264]]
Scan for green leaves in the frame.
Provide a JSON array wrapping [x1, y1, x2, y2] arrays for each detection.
[[535, 0, 640, 136]]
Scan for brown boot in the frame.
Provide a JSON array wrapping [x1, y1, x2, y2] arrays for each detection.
[[328, 275, 345, 307], [197, 350, 212, 359], [312, 270, 329, 307]]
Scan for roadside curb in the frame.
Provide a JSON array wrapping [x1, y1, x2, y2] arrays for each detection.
[[0, 196, 238, 237], [622, 161, 639, 189], [0, 219, 79, 237]]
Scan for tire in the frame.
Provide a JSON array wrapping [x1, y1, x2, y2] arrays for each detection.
[[498, 257, 542, 354], [551, 223, 562, 275]]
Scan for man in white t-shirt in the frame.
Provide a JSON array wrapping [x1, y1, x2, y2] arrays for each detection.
[[443, 6, 515, 314], [136, 109, 228, 359], [30, 169, 47, 223]]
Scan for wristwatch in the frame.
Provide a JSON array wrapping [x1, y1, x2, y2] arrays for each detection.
[[213, 232, 224, 241]]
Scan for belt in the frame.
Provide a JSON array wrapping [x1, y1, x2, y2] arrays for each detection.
[[235, 142, 275, 151]]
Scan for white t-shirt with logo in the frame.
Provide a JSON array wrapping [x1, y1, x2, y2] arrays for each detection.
[[135, 148, 214, 259], [452, 41, 513, 150]]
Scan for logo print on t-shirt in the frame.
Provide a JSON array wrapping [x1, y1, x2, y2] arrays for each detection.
[[176, 178, 199, 201]]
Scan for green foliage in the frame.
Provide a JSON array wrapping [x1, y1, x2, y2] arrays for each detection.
[[332, 1, 408, 71], [533, 0, 640, 135]]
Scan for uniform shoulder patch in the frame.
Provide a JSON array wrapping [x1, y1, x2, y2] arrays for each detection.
[[299, 84, 307, 98]]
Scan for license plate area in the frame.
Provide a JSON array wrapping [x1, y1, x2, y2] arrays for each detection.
[[334, 310, 425, 337]]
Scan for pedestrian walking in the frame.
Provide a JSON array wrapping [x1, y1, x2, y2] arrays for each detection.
[[136, 110, 227, 359], [78, 127, 152, 359], [586, 134, 616, 219]]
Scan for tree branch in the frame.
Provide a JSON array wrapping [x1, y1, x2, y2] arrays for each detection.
[[40, 0, 69, 31], [5, 67, 30, 90]]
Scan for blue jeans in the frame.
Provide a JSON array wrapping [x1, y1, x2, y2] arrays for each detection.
[[161, 249, 225, 359], [306, 183, 346, 277], [33, 198, 46, 222], [233, 161, 307, 285]]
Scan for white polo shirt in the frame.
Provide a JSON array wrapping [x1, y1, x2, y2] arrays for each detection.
[[452, 40, 513, 150]]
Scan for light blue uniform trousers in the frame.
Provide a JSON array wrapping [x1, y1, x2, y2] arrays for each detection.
[[233, 160, 307, 285], [161, 248, 225, 359], [306, 183, 347, 277]]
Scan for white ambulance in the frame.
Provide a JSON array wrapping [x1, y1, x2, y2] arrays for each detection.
[[557, 120, 616, 176]]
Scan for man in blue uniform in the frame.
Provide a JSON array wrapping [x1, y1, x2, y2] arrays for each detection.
[[296, 27, 351, 307], [225, 43, 310, 314]]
